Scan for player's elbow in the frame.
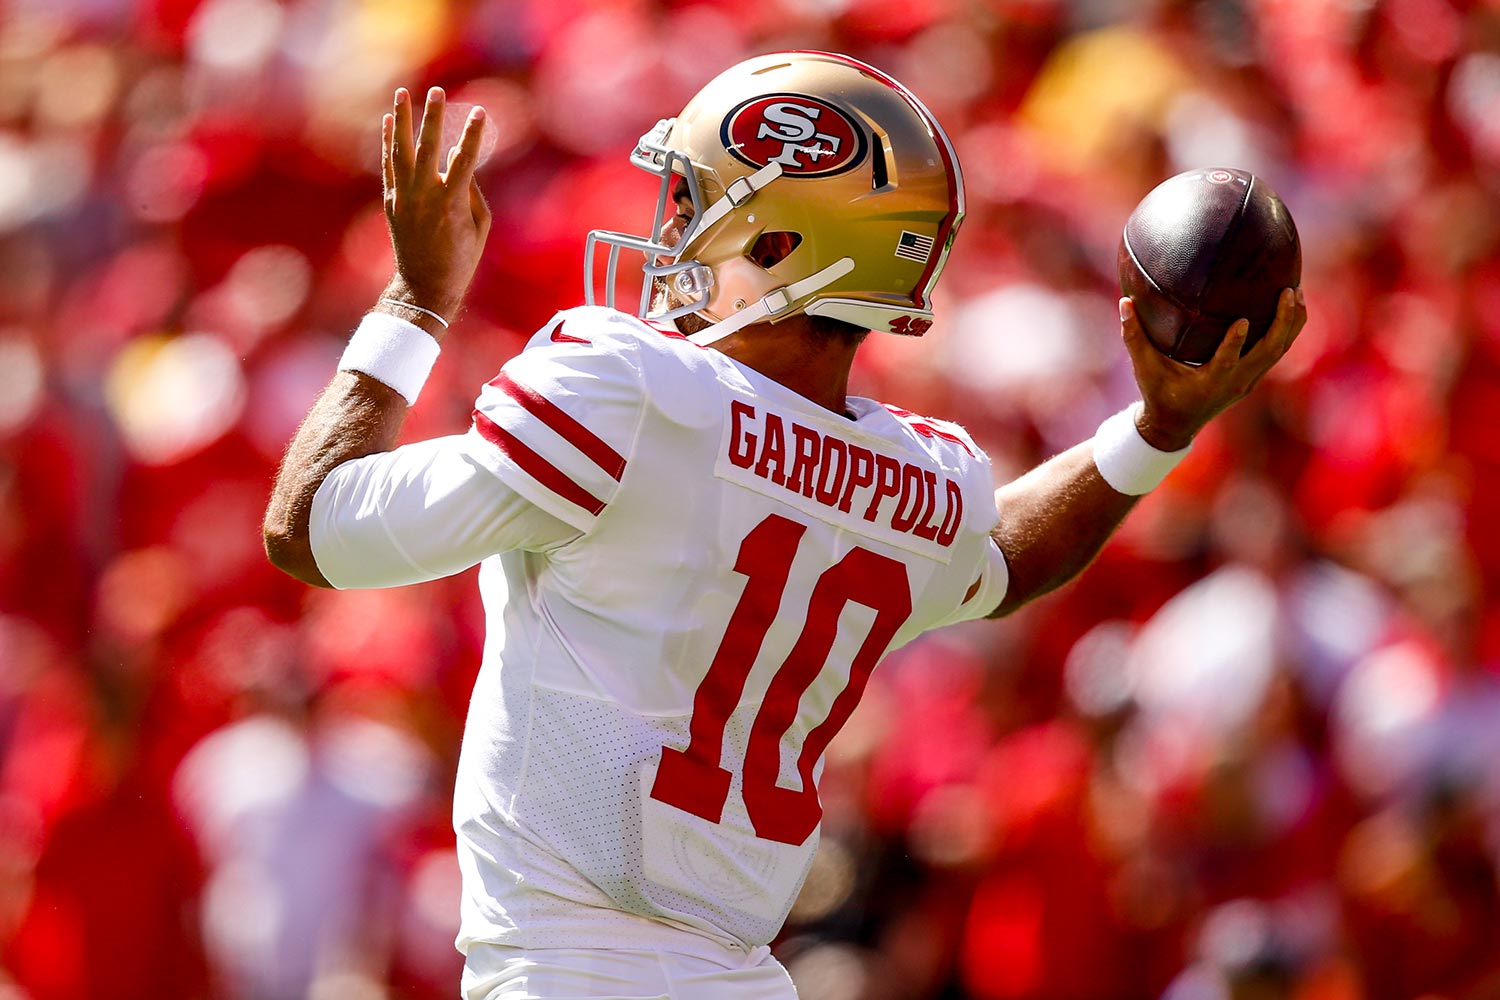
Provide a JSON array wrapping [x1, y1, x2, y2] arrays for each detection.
[[263, 518, 334, 588], [981, 537, 1078, 618], [985, 574, 1040, 618], [985, 592, 1022, 618]]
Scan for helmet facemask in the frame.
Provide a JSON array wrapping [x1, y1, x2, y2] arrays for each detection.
[[584, 119, 716, 324]]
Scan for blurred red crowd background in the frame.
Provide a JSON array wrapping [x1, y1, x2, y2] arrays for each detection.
[[4, 0, 1500, 998]]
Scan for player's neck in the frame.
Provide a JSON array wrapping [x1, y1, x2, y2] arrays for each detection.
[[711, 318, 857, 416]]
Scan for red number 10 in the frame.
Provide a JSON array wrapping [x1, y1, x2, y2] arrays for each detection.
[[649, 514, 913, 846]]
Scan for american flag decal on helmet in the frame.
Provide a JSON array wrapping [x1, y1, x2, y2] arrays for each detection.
[[895, 231, 935, 263]]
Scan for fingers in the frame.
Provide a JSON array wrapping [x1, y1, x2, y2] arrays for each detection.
[[1270, 287, 1296, 349], [1119, 297, 1159, 374], [445, 106, 487, 190], [1119, 297, 1177, 377], [381, 113, 395, 201], [1221, 288, 1306, 376], [470, 176, 492, 234], [1119, 297, 1148, 356], [391, 88, 414, 186], [1251, 287, 1302, 361], [1222, 289, 1306, 397], [391, 87, 491, 194], [413, 86, 446, 178], [1208, 318, 1251, 371], [1285, 287, 1308, 351]]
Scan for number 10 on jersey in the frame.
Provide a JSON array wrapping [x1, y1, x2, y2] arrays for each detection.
[[649, 513, 913, 846]]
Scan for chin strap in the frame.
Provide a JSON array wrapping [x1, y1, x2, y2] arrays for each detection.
[[681, 162, 783, 250], [687, 257, 856, 347]]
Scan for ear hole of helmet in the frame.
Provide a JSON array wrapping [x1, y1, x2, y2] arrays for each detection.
[[749, 231, 803, 270]]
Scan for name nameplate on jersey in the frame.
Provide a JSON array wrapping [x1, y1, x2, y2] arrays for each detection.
[[715, 393, 962, 564]]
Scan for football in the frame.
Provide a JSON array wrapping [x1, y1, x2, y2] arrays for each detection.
[[1118, 168, 1301, 365]]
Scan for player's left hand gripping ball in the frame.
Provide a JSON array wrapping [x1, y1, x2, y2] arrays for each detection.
[[382, 86, 493, 326]]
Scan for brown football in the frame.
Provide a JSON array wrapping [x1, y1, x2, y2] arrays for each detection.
[[1118, 168, 1301, 365]]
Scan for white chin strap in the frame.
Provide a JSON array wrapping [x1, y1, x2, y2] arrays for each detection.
[[687, 162, 782, 241], [687, 257, 856, 347]]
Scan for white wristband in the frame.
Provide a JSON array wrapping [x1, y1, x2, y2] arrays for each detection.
[[1092, 402, 1191, 495], [338, 312, 441, 406]]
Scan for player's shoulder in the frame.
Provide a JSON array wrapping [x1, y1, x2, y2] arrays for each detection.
[[869, 401, 989, 473], [869, 402, 997, 539], [507, 307, 718, 427], [520, 306, 708, 370]]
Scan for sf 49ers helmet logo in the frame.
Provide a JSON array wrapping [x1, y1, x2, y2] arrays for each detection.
[[721, 94, 867, 177]]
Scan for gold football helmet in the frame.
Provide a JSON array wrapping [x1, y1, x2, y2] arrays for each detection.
[[585, 51, 965, 345]]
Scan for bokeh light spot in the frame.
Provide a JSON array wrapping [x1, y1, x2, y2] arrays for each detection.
[[104, 333, 247, 465]]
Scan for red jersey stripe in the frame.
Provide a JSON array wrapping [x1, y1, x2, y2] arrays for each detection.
[[472, 410, 608, 516], [881, 404, 976, 457], [488, 371, 626, 480]]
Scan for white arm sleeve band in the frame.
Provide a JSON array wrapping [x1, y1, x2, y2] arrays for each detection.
[[933, 536, 1011, 628], [309, 435, 580, 590]]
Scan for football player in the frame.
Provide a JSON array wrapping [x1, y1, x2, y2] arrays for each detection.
[[264, 52, 1305, 1000]]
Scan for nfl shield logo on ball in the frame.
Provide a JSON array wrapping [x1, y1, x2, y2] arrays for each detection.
[[721, 94, 867, 177]]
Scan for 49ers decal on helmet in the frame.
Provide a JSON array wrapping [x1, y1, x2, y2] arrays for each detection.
[[721, 94, 867, 178]]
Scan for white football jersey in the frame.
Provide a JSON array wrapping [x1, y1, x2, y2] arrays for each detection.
[[451, 306, 1006, 956]]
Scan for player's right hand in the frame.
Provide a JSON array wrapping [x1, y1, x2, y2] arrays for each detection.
[[382, 86, 492, 331], [1122, 287, 1306, 452]]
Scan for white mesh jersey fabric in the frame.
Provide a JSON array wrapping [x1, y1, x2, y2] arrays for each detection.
[[453, 306, 1004, 957]]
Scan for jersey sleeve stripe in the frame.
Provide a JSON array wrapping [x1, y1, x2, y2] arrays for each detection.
[[489, 371, 627, 481], [881, 403, 976, 457], [471, 409, 608, 516]]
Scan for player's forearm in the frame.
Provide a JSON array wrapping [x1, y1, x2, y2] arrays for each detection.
[[986, 440, 1139, 617], [263, 372, 408, 587]]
